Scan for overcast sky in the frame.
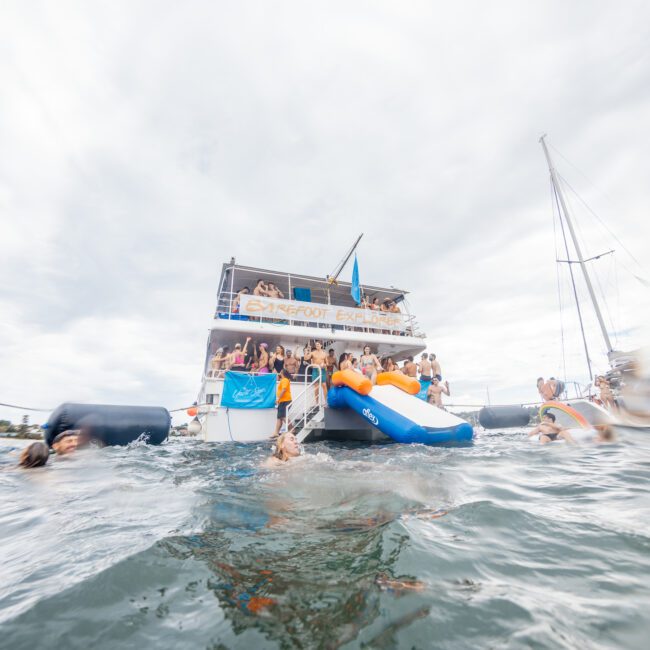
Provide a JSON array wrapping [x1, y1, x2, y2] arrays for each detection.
[[2, 1, 649, 424]]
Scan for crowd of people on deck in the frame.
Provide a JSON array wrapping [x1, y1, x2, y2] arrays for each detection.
[[209, 340, 446, 395], [224, 279, 412, 336]]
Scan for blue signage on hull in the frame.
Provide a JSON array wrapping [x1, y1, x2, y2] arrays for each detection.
[[221, 371, 276, 409]]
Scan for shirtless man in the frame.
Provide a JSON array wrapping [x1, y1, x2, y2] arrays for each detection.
[[253, 279, 269, 297], [528, 412, 575, 444], [537, 377, 555, 402], [266, 282, 284, 299], [430, 354, 442, 380], [402, 356, 418, 378], [426, 378, 450, 409], [325, 349, 338, 388], [310, 340, 328, 402], [418, 353, 433, 382], [283, 348, 300, 376]]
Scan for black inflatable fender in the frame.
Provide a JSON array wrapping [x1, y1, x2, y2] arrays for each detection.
[[45, 403, 170, 447], [478, 406, 530, 429]]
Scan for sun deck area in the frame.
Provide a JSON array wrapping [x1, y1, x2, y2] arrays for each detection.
[[213, 261, 426, 338]]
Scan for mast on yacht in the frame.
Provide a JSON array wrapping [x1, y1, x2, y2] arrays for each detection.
[[540, 135, 614, 371]]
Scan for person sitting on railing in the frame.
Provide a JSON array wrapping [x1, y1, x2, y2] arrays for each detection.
[[380, 298, 391, 312], [284, 349, 300, 376], [270, 345, 285, 373], [266, 282, 284, 299], [360, 346, 382, 384], [231, 287, 250, 313], [369, 298, 380, 310], [257, 343, 270, 374], [230, 337, 251, 372], [262, 431, 301, 467], [273, 369, 293, 438], [339, 352, 352, 371]]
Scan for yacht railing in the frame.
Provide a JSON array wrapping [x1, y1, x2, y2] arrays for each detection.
[[214, 290, 424, 338], [286, 364, 324, 434]]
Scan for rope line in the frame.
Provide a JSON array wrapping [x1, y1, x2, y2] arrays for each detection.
[[0, 401, 53, 412]]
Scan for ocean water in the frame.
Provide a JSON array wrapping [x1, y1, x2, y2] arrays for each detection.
[[1, 431, 649, 649]]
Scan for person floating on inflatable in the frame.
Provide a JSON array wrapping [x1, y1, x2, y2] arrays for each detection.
[[528, 413, 576, 444]]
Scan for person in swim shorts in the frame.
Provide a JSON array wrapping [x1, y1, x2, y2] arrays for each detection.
[[310, 340, 328, 402], [418, 353, 433, 382]]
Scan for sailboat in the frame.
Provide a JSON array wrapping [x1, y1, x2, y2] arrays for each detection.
[[539, 135, 649, 431]]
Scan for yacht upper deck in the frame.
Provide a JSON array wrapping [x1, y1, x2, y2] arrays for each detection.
[[213, 261, 426, 339]]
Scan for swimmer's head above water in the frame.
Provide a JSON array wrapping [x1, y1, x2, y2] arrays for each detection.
[[273, 432, 300, 462], [19, 442, 50, 468], [52, 430, 81, 455]]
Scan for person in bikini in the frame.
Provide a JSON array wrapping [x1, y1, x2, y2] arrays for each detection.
[[339, 352, 351, 371], [359, 345, 382, 384], [310, 340, 328, 402], [528, 412, 575, 444], [230, 337, 251, 372], [418, 353, 433, 382]]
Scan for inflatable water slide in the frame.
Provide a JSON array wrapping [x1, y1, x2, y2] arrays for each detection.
[[328, 370, 473, 445]]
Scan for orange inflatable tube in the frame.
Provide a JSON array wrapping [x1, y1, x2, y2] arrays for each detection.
[[331, 369, 372, 396], [539, 402, 590, 427], [376, 371, 420, 395]]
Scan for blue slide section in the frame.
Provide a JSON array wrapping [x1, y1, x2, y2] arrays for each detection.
[[328, 386, 473, 445]]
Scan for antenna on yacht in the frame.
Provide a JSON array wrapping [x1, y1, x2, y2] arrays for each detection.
[[327, 233, 364, 285], [540, 135, 614, 363]]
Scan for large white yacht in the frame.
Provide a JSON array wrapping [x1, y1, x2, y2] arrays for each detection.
[[193, 259, 429, 443]]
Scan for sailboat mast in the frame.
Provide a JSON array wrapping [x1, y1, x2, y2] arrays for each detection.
[[540, 135, 614, 355]]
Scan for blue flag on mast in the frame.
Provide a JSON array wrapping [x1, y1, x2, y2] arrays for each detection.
[[351, 254, 361, 304]]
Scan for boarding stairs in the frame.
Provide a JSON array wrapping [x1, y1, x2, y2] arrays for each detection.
[[287, 365, 326, 443]]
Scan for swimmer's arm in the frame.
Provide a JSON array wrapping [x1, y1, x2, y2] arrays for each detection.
[[528, 425, 541, 437]]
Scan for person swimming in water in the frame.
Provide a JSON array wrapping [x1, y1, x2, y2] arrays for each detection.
[[262, 431, 301, 467], [18, 442, 50, 468]]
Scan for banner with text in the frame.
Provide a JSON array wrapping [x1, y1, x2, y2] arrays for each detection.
[[239, 294, 407, 332], [221, 371, 276, 409]]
